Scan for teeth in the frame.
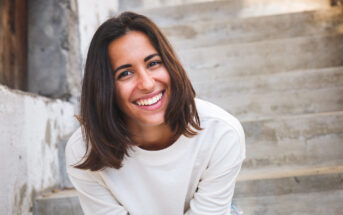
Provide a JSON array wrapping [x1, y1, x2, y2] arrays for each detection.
[[136, 92, 163, 106]]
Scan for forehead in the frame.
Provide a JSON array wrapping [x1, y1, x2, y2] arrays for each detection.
[[108, 31, 158, 66]]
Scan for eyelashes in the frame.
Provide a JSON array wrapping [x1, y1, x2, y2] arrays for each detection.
[[116, 60, 163, 80], [118, 70, 132, 79], [148, 60, 162, 68]]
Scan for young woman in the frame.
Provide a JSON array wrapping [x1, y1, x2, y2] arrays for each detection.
[[66, 12, 245, 215]]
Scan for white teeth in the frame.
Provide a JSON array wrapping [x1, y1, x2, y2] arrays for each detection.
[[136, 92, 163, 106]]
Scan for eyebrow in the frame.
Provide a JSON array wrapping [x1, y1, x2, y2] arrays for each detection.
[[113, 53, 160, 74], [144, 53, 159, 62], [113, 64, 131, 74]]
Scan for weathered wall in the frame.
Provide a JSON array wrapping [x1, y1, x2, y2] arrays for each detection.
[[76, 0, 222, 66], [77, 0, 119, 68], [119, 0, 218, 10], [28, 0, 81, 102], [0, 84, 77, 215]]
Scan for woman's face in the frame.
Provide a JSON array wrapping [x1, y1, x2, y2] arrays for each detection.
[[108, 31, 171, 129]]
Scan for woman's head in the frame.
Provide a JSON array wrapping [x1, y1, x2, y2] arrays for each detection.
[[78, 12, 201, 170], [108, 30, 171, 130]]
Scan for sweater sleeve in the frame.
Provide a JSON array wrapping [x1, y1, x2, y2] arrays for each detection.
[[65, 129, 129, 215], [185, 125, 245, 215]]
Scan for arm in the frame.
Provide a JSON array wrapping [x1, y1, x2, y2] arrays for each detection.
[[185, 128, 245, 215], [65, 132, 129, 215]]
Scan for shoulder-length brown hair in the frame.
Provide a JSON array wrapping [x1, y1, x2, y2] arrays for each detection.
[[76, 11, 201, 171]]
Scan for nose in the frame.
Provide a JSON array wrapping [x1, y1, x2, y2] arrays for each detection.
[[137, 68, 155, 92]]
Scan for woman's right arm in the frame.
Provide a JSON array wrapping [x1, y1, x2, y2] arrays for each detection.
[[65, 130, 129, 215]]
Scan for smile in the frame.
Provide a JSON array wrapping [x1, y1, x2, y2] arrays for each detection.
[[135, 91, 164, 106]]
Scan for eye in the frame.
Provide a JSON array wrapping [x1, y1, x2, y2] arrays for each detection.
[[147, 60, 162, 68], [117, 70, 132, 80]]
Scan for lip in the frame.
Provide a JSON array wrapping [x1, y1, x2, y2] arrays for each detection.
[[133, 90, 166, 111], [133, 90, 165, 103]]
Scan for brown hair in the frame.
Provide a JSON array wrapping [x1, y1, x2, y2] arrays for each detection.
[[76, 11, 201, 171]]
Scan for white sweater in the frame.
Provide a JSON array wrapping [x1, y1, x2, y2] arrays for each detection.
[[66, 99, 246, 215]]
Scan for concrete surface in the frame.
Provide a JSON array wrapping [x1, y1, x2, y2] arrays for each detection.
[[236, 165, 343, 197], [205, 87, 343, 121], [193, 66, 343, 95], [192, 67, 343, 121], [241, 111, 343, 168], [120, 0, 216, 10], [139, 0, 332, 26], [28, 0, 82, 101], [34, 165, 343, 215], [34, 189, 83, 215], [178, 34, 343, 72], [58, 138, 73, 189], [163, 7, 343, 49], [234, 189, 343, 215], [77, 0, 119, 68], [0, 84, 77, 215]]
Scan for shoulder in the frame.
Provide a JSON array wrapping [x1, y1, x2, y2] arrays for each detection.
[[195, 98, 246, 164], [195, 98, 244, 140], [65, 127, 87, 166]]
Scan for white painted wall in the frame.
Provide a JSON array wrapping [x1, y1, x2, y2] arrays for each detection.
[[0, 85, 77, 215], [77, 0, 119, 69]]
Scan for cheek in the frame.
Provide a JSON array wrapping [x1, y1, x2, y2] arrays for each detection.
[[160, 69, 171, 85], [115, 82, 138, 111], [114, 84, 129, 106]]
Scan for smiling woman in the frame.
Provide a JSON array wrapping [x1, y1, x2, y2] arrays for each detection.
[[108, 31, 173, 147], [66, 12, 245, 215]]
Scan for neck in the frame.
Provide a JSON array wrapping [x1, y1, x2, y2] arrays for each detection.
[[128, 122, 177, 150]]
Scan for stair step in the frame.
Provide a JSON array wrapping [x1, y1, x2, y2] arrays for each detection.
[[163, 7, 343, 49], [34, 165, 343, 215], [240, 111, 343, 168], [236, 165, 343, 197], [239, 164, 343, 181], [138, 0, 332, 26], [234, 189, 343, 215], [34, 189, 82, 215], [193, 66, 343, 95], [194, 66, 343, 119], [179, 34, 343, 73], [203, 86, 343, 121], [34, 165, 343, 213]]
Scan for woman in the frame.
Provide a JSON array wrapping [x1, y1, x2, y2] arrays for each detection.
[[66, 11, 245, 215]]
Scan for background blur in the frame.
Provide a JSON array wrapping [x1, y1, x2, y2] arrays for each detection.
[[1, 0, 343, 214]]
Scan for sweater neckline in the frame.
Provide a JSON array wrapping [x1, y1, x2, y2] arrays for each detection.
[[130, 134, 188, 165]]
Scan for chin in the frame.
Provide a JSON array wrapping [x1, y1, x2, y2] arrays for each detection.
[[140, 118, 165, 127], [136, 113, 165, 126]]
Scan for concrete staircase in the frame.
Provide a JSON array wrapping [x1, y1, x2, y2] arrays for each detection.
[[34, 0, 343, 214]]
